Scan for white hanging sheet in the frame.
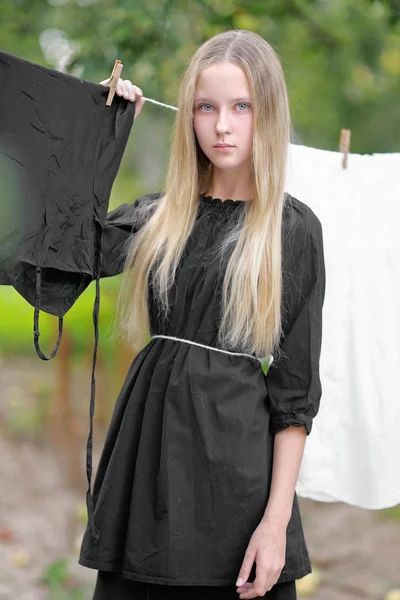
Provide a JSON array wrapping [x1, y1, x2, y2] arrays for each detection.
[[286, 143, 400, 509]]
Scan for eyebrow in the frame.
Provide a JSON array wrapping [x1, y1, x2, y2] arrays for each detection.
[[194, 97, 251, 103]]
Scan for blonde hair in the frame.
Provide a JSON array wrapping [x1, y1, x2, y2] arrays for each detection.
[[114, 29, 294, 359]]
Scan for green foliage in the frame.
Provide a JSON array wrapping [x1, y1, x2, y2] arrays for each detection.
[[40, 559, 70, 586], [39, 559, 86, 599], [0, 0, 398, 156], [379, 504, 400, 522], [0, 279, 123, 357]]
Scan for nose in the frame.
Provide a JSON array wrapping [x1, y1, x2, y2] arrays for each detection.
[[215, 109, 232, 135]]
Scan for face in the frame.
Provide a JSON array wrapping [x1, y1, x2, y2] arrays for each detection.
[[193, 62, 254, 171]]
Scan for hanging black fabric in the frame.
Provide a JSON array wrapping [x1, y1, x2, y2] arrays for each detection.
[[0, 50, 136, 541]]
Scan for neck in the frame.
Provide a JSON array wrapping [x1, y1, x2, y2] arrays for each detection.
[[205, 164, 254, 201]]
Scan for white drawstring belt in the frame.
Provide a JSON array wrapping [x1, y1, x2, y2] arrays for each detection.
[[151, 334, 273, 367]]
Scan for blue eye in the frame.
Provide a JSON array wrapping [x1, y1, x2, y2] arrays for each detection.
[[198, 103, 250, 112]]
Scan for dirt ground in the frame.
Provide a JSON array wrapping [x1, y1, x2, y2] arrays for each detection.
[[1, 357, 399, 600]]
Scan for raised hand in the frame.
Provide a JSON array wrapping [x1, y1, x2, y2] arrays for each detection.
[[99, 77, 145, 119]]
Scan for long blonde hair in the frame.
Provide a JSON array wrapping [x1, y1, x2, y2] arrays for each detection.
[[114, 29, 294, 359]]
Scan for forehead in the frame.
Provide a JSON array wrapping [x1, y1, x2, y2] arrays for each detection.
[[195, 62, 251, 96]]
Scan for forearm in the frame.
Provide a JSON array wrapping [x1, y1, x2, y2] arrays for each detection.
[[262, 426, 307, 526]]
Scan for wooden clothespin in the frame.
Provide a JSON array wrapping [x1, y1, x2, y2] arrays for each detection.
[[339, 129, 351, 169], [105, 59, 123, 106]]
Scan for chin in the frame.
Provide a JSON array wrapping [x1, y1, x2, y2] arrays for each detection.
[[213, 159, 242, 168]]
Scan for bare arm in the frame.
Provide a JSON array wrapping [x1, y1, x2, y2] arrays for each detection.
[[262, 426, 307, 525]]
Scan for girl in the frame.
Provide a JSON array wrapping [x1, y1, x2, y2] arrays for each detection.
[[83, 29, 325, 599]]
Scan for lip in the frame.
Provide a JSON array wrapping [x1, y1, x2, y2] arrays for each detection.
[[214, 144, 234, 148]]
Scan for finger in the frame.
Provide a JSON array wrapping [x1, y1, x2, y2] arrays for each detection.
[[251, 563, 270, 598], [125, 80, 136, 101], [236, 549, 256, 588], [236, 582, 252, 593], [239, 565, 270, 599], [115, 77, 124, 96], [238, 583, 258, 599], [114, 78, 126, 97], [119, 79, 132, 100], [129, 83, 143, 102], [118, 80, 128, 98]]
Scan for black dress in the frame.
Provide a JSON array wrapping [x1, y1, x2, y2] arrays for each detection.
[[78, 191, 325, 595]]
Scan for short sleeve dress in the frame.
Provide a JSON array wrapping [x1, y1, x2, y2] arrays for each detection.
[[78, 191, 326, 588]]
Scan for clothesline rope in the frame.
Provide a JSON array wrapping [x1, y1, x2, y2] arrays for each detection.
[[142, 96, 178, 111]]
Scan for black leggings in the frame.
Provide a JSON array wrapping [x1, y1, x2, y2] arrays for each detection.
[[92, 570, 297, 599]]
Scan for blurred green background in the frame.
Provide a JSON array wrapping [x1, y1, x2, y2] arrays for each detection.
[[1, 0, 399, 358]]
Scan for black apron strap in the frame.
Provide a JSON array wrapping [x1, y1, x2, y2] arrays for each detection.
[[33, 267, 63, 360], [33, 262, 101, 541], [85, 248, 102, 542]]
